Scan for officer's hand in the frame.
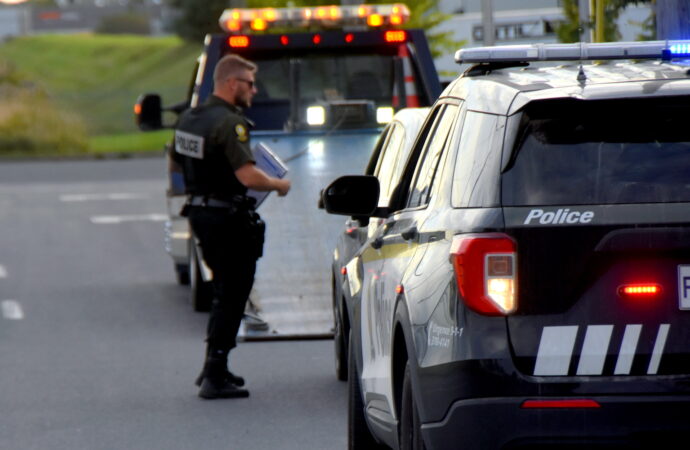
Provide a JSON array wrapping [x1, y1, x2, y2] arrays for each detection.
[[276, 179, 291, 197]]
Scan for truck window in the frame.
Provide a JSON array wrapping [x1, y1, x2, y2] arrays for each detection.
[[502, 97, 690, 206], [251, 52, 394, 104]]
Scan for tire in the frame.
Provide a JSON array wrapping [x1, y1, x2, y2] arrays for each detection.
[[348, 332, 386, 450], [175, 263, 190, 285], [334, 287, 348, 381], [400, 362, 426, 450], [190, 243, 213, 312]]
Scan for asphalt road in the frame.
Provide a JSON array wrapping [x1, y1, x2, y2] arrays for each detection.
[[0, 157, 347, 450]]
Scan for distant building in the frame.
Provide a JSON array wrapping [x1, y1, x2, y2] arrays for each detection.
[[435, 0, 653, 79]]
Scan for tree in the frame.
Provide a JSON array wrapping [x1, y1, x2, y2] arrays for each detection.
[[167, 0, 228, 42]]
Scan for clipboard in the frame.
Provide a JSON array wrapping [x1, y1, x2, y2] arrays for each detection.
[[246, 142, 288, 208]]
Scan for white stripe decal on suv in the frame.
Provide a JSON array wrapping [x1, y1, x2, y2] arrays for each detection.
[[534, 324, 671, 376], [533, 326, 578, 376], [614, 324, 642, 375], [648, 324, 670, 375], [576, 325, 613, 375]]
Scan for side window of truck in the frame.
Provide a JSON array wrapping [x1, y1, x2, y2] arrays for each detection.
[[407, 104, 459, 208]]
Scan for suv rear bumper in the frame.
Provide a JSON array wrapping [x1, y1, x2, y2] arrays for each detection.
[[422, 395, 690, 450]]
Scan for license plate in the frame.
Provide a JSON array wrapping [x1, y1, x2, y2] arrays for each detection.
[[678, 265, 690, 310]]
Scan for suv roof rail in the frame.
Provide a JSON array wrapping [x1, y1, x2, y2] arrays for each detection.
[[455, 40, 690, 64]]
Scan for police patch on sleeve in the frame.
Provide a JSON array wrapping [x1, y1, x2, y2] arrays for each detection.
[[175, 130, 204, 159], [235, 124, 248, 142]]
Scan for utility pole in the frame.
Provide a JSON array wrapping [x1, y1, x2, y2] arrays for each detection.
[[594, 0, 605, 43], [481, 0, 495, 46], [578, 0, 591, 42]]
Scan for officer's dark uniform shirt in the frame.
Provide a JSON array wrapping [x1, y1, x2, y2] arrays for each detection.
[[173, 95, 254, 200]]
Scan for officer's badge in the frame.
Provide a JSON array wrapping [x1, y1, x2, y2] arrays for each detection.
[[235, 124, 248, 142]]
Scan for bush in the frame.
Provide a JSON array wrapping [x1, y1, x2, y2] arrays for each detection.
[[0, 85, 88, 156], [96, 12, 151, 35]]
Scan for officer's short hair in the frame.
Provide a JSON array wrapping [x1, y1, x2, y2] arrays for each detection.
[[213, 54, 257, 87]]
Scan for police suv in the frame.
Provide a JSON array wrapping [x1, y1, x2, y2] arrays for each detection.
[[322, 40, 690, 449]]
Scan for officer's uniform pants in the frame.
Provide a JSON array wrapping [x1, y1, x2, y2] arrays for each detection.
[[188, 206, 258, 351]]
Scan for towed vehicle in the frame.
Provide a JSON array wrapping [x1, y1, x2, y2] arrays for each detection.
[[134, 4, 441, 316], [330, 107, 430, 380], [322, 40, 690, 449]]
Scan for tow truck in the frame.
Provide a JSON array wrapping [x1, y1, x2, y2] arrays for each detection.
[[134, 3, 441, 337]]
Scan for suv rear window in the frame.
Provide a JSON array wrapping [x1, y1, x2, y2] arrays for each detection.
[[502, 97, 690, 206]]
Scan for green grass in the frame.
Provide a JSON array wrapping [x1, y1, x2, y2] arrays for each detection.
[[0, 34, 200, 137], [88, 129, 172, 155]]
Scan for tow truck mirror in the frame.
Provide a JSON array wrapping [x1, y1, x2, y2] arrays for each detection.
[[322, 175, 379, 217], [135, 93, 163, 131]]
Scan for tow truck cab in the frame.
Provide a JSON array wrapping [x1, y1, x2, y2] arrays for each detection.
[[134, 4, 441, 312]]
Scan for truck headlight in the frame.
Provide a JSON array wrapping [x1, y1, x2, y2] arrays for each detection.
[[376, 107, 394, 124], [306, 106, 326, 126]]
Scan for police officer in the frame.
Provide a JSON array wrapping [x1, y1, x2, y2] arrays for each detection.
[[173, 54, 290, 399]]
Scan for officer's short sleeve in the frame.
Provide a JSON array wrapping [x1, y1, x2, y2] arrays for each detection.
[[220, 116, 255, 171]]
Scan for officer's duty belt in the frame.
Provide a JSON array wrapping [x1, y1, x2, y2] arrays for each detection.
[[187, 196, 237, 208]]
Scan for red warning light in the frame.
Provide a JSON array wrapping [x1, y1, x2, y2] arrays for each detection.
[[385, 30, 407, 43], [313, 34, 322, 45], [345, 33, 354, 43], [619, 284, 661, 298], [229, 35, 250, 48], [280, 35, 289, 46]]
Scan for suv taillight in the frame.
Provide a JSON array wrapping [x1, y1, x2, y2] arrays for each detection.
[[449, 233, 517, 315]]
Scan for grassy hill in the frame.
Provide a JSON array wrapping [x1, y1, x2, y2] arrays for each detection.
[[0, 34, 200, 154]]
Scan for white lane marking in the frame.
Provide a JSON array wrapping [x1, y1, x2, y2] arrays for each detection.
[[614, 324, 642, 375], [534, 326, 579, 376], [90, 214, 167, 224], [2, 300, 24, 320], [577, 325, 614, 375], [0, 265, 6, 278], [60, 193, 149, 202], [647, 324, 670, 375]]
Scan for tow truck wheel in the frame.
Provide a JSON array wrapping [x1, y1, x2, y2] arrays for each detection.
[[400, 362, 426, 450], [175, 263, 190, 285], [189, 243, 212, 312], [348, 332, 386, 450]]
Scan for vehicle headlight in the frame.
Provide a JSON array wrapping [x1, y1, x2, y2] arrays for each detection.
[[306, 106, 326, 126], [376, 106, 394, 124]]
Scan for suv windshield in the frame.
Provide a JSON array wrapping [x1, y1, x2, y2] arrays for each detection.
[[502, 97, 690, 206]]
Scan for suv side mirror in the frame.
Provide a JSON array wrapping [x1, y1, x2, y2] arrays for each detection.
[[135, 93, 163, 131], [322, 175, 379, 217]]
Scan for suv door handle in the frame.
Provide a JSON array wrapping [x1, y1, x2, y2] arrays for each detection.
[[371, 237, 384, 249], [401, 226, 418, 241]]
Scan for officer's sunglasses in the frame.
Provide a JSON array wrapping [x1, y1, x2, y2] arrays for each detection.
[[235, 78, 255, 89]]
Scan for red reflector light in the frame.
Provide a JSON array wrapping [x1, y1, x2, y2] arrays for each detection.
[[133, 103, 142, 115], [313, 34, 322, 45], [340, 267, 347, 275], [618, 284, 661, 298], [396, 284, 404, 294], [450, 234, 517, 316], [522, 399, 601, 409], [345, 33, 354, 43], [229, 35, 250, 48], [280, 35, 289, 45], [384, 30, 406, 43]]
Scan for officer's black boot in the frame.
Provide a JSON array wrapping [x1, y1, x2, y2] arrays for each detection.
[[197, 349, 249, 399], [194, 347, 245, 387]]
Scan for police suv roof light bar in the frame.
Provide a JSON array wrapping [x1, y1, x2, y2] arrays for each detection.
[[455, 40, 690, 64], [219, 3, 410, 33]]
